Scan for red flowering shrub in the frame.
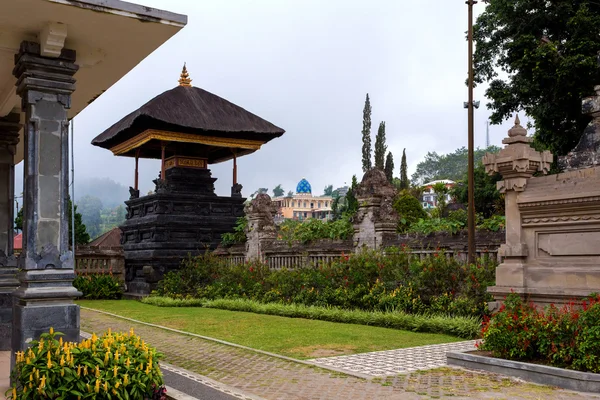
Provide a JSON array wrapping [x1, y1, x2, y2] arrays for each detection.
[[480, 293, 600, 372]]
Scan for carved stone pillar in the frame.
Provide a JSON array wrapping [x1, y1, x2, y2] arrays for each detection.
[[244, 193, 277, 261], [0, 113, 20, 351], [352, 169, 398, 251], [11, 41, 81, 353], [482, 116, 553, 308]]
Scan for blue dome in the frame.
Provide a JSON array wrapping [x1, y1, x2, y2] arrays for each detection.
[[296, 178, 312, 194]]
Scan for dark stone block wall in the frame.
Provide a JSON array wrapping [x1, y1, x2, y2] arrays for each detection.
[[121, 167, 245, 295]]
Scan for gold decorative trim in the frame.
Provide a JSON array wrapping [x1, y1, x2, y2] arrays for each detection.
[[110, 129, 264, 155], [164, 156, 207, 170]]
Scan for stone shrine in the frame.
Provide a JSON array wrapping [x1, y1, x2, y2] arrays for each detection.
[[484, 109, 600, 308], [92, 66, 285, 295]]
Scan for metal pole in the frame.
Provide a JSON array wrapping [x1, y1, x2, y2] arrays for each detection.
[[467, 0, 477, 265], [160, 142, 166, 180], [134, 148, 140, 190], [71, 119, 76, 253]]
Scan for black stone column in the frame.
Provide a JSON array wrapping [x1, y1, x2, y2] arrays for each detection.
[[11, 41, 81, 354], [0, 113, 20, 351]]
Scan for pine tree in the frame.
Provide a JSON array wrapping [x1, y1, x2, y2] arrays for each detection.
[[384, 152, 394, 183], [374, 121, 387, 170], [361, 94, 372, 172], [346, 175, 359, 215], [400, 148, 409, 190]]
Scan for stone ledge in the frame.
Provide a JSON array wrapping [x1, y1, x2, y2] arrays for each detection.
[[165, 386, 199, 400], [447, 351, 600, 394]]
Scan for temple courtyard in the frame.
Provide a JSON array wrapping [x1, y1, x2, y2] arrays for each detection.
[[2, 304, 597, 400]]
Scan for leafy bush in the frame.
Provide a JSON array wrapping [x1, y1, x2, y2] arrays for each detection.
[[276, 217, 353, 244], [393, 191, 428, 232], [154, 248, 497, 319], [73, 274, 123, 300], [7, 328, 165, 399], [480, 293, 600, 372], [142, 296, 481, 339], [477, 215, 506, 232], [406, 218, 464, 235], [221, 217, 248, 247]]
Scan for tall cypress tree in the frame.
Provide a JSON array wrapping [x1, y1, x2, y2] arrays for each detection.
[[361, 94, 372, 172], [346, 175, 359, 215], [374, 121, 387, 170], [384, 152, 394, 183], [400, 148, 409, 190]]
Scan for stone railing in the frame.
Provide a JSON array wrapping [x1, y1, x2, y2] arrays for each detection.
[[214, 233, 503, 269], [75, 246, 125, 282]]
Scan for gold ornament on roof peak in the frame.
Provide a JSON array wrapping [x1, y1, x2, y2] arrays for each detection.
[[178, 63, 192, 87]]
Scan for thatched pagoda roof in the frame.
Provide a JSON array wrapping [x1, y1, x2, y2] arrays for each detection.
[[91, 68, 285, 164]]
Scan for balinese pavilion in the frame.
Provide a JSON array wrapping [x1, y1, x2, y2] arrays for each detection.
[[92, 66, 285, 296]]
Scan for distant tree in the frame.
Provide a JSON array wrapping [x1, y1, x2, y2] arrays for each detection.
[[432, 182, 450, 217], [14, 207, 23, 232], [393, 191, 428, 232], [69, 198, 90, 246], [323, 185, 334, 196], [76, 177, 129, 208], [273, 184, 284, 197], [400, 148, 409, 190], [346, 175, 359, 216], [77, 195, 103, 239], [451, 164, 504, 218], [287, 190, 294, 197], [374, 121, 387, 170], [411, 146, 501, 185], [384, 152, 394, 183], [474, 0, 600, 158], [361, 94, 372, 172]]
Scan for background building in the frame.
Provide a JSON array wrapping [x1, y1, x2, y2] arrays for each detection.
[[421, 179, 455, 209], [273, 178, 332, 221]]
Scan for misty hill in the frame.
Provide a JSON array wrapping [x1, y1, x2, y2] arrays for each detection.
[[75, 177, 129, 208]]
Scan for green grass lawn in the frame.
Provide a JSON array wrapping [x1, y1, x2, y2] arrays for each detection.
[[78, 300, 463, 359]]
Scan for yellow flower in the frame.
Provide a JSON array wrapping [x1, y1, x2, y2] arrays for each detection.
[[38, 340, 44, 351], [95, 365, 101, 378], [114, 350, 120, 361], [29, 373, 33, 382], [129, 328, 135, 336], [123, 374, 129, 386], [77, 365, 82, 377], [103, 381, 108, 392], [49, 327, 54, 335], [126, 358, 131, 368], [113, 365, 119, 377], [59, 337, 63, 347], [39, 375, 46, 389], [86, 383, 91, 393], [12, 387, 17, 398], [84, 366, 88, 376], [92, 333, 98, 342], [115, 381, 121, 389], [95, 380, 100, 393], [61, 367, 65, 377], [60, 355, 65, 366]]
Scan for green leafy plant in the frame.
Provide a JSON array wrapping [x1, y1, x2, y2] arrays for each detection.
[[393, 190, 427, 232], [7, 328, 165, 399], [73, 274, 123, 300], [221, 217, 248, 247], [480, 293, 600, 372], [276, 217, 353, 244]]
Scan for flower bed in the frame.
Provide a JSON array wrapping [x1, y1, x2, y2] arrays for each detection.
[[6, 328, 166, 400], [479, 293, 600, 372]]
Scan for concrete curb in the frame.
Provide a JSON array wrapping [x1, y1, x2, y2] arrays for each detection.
[[80, 306, 374, 380], [165, 386, 198, 400], [447, 351, 600, 394]]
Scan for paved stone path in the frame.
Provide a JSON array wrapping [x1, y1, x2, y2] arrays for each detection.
[[310, 341, 479, 376], [81, 308, 600, 400]]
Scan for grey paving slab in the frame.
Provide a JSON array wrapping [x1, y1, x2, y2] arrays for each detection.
[[309, 340, 478, 376]]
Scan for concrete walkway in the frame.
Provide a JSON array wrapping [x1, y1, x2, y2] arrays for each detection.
[[1, 351, 9, 399], [79, 308, 600, 400]]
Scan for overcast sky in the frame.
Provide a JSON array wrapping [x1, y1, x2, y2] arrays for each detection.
[[17, 0, 525, 200]]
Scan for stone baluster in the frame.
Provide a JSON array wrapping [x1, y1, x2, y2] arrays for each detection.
[[482, 116, 552, 303]]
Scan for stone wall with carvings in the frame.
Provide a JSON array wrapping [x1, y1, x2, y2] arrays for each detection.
[[484, 106, 600, 308]]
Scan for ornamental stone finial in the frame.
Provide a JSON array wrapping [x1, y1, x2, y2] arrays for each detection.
[[178, 63, 192, 87], [482, 114, 553, 193], [508, 115, 527, 138]]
